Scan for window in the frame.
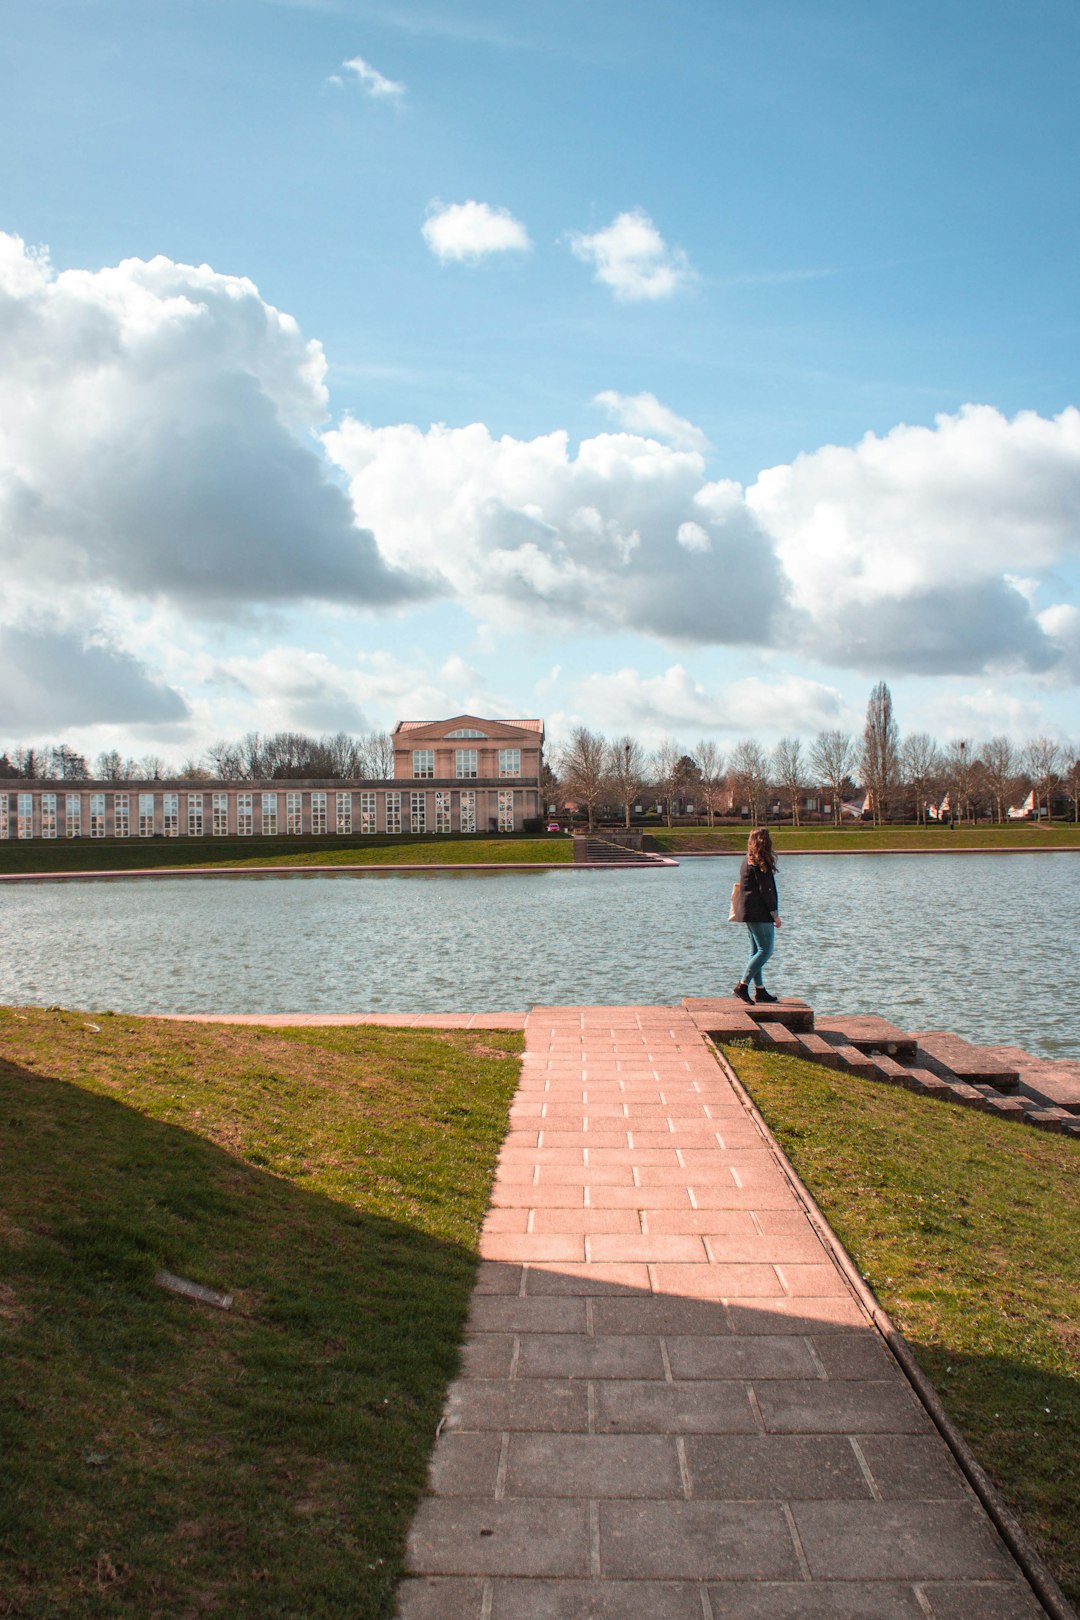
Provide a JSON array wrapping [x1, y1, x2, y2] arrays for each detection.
[[286, 792, 303, 835], [236, 792, 253, 836], [359, 790, 377, 834], [163, 793, 179, 837], [114, 793, 130, 837], [336, 791, 352, 834], [498, 789, 515, 832], [459, 790, 476, 834], [0, 796, 7, 839], [412, 749, 435, 779], [385, 791, 401, 834], [410, 791, 426, 833], [498, 748, 521, 778], [311, 791, 327, 834], [455, 748, 478, 779], [65, 793, 82, 837], [212, 793, 229, 836], [90, 794, 106, 838], [446, 728, 487, 738], [435, 790, 451, 834], [41, 794, 58, 839], [17, 793, 34, 839], [187, 794, 203, 837], [262, 792, 278, 836], [139, 793, 156, 836]]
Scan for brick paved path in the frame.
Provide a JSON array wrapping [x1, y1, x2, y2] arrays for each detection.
[[398, 1004, 1044, 1619]]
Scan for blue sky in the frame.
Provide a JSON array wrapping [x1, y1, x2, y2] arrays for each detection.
[[2, 0, 1078, 765]]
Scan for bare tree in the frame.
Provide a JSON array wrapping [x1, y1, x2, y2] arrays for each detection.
[[809, 730, 855, 826], [771, 737, 805, 827], [14, 747, 42, 778], [1064, 750, 1080, 824], [860, 682, 900, 826], [981, 736, 1017, 825], [45, 744, 88, 780], [606, 735, 646, 829], [944, 738, 976, 825], [694, 739, 725, 827], [360, 729, 395, 780], [206, 739, 246, 779], [558, 727, 609, 831], [728, 738, 769, 824], [899, 733, 941, 825], [138, 754, 167, 781], [651, 737, 686, 829], [1021, 736, 1062, 819]]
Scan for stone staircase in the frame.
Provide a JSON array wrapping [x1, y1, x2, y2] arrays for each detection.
[[682, 997, 1080, 1137], [572, 835, 664, 865]]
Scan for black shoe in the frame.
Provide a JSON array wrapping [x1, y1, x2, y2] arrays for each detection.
[[733, 983, 753, 1004], [755, 987, 778, 1004]]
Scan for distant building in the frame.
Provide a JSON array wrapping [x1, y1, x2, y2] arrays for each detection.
[[0, 714, 545, 841]]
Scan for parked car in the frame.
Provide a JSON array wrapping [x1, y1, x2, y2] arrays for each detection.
[[546, 821, 562, 833]]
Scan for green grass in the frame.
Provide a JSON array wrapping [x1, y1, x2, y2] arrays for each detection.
[[652, 821, 1080, 854], [0, 1007, 523, 1617], [724, 1044, 1080, 1604], [0, 833, 572, 875]]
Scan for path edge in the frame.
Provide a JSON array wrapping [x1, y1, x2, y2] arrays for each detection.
[[711, 1041, 1078, 1620]]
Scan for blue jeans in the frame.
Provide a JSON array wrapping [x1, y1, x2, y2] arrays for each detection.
[[744, 921, 776, 987]]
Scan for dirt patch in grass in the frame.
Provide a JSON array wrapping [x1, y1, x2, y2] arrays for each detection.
[[725, 1044, 1080, 1605], [0, 1006, 522, 1617]]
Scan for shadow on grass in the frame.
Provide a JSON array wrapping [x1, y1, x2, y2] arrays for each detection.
[[0, 1057, 484, 1618]]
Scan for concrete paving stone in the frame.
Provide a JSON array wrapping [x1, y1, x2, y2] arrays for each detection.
[[635, 1165, 712, 1187], [919, 1580, 1047, 1618], [443, 1378, 589, 1434], [810, 1332, 895, 1380], [587, 1234, 709, 1263], [599, 1499, 800, 1580], [591, 1295, 733, 1336], [666, 1333, 818, 1381], [726, 1297, 869, 1333], [487, 1577, 706, 1619], [473, 1262, 523, 1295], [504, 1433, 683, 1498], [516, 1332, 666, 1380], [427, 1431, 504, 1497], [533, 1166, 637, 1185], [644, 1209, 760, 1237], [629, 1130, 723, 1150], [530, 1208, 643, 1234], [687, 1185, 798, 1210], [541, 1130, 630, 1148], [524, 1262, 653, 1294], [755, 1380, 932, 1434], [467, 1295, 588, 1334], [651, 1262, 785, 1298], [854, 1434, 969, 1499], [754, 1210, 821, 1234], [685, 1434, 872, 1501], [791, 1501, 1016, 1580], [584, 1185, 694, 1209], [593, 1378, 759, 1434], [458, 1334, 516, 1379], [703, 1581, 926, 1618], [490, 1184, 586, 1209], [479, 1234, 586, 1264], [406, 1498, 590, 1577], [585, 1147, 682, 1166], [481, 1209, 531, 1234], [395, 1575, 486, 1619], [707, 1235, 829, 1264], [775, 1263, 852, 1297]]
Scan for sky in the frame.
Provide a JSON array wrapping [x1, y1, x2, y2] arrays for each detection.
[[1, 0, 1078, 768]]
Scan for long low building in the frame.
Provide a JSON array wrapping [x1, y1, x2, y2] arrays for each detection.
[[0, 715, 546, 841]]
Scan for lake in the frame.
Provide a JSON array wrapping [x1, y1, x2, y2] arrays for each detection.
[[1, 854, 1076, 1059]]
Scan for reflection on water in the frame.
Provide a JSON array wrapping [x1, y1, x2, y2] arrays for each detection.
[[1, 855, 1077, 1059]]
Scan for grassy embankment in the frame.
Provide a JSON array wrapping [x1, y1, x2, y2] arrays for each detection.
[[0, 1007, 522, 1617], [725, 1043, 1080, 1606], [0, 833, 573, 876], [653, 821, 1080, 854]]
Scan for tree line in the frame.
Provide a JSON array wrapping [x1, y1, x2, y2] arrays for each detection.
[[0, 731, 396, 784]]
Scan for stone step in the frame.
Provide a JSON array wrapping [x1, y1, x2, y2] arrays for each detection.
[[795, 1032, 847, 1069], [814, 1016, 918, 1061], [979, 1045, 1080, 1115], [754, 1022, 806, 1056], [912, 1032, 1020, 1093], [682, 997, 814, 1033]]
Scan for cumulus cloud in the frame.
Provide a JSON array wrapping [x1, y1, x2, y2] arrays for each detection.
[[421, 200, 531, 262], [0, 625, 189, 731], [568, 210, 693, 301], [564, 665, 847, 744], [323, 419, 783, 645], [594, 390, 709, 452], [0, 232, 424, 617], [340, 55, 405, 98]]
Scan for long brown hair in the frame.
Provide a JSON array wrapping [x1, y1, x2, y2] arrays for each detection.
[[747, 826, 777, 873]]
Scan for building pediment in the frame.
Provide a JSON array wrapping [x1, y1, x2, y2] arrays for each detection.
[[394, 715, 543, 744]]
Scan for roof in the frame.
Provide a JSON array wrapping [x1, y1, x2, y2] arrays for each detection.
[[393, 716, 544, 736]]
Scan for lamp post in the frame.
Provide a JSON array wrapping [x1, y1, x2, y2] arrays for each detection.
[[956, 739, 966, 826], [624, 739, 631, 830]]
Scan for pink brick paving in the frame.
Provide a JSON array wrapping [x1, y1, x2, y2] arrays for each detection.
[[397, 1003, 1046, 1620]]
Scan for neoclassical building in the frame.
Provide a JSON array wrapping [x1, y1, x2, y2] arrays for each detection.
[[0, 715, 545, 842]]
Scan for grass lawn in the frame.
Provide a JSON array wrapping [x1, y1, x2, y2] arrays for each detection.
[[0, 1007, 522, 1617], [0, 833, 573, 876], [653, 822, 1080, 854], [724, 1044, 1080, 1605]]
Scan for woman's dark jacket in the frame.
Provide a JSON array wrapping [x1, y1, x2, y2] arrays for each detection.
[[734, 858, 778, 924]]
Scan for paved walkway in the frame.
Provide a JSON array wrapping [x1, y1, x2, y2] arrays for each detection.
[[399, 1003, 1045, 1619]]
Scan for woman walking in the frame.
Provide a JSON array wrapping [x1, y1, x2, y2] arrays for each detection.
[[732, 826, 782, 1004]]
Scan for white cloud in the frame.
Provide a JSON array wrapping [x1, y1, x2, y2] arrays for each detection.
[[341, 55, 405, 99], [561, 665, 847, 746], [568, 209, 693, 301], [0, 624, 189, 732], [422, 200, 531, 263], [594, 389, 709, 452], [676, 521, 711, 554]]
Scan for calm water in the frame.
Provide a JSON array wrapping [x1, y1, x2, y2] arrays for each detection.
[[1, 855, 1077, 1058]]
